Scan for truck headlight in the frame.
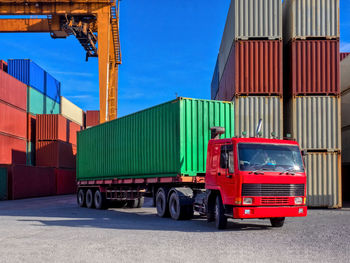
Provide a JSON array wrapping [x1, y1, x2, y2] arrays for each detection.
[[243, 197, 253, 205], [294, 197, 303, 205]]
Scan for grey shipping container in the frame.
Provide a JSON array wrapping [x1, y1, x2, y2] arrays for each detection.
[[341, 91, 350, 128], [341, 54, 350, 92], [211, 57, 219, 100], [341, 126, 350, 164], [234, 96, 283, 139], [305, 151, 341, 208], [218, 0, 282, 80], [283, 0, 340, 41], [284, 96, 341, 150]]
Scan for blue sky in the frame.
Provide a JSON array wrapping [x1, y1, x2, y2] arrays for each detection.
[[0, 0, 349, 117]]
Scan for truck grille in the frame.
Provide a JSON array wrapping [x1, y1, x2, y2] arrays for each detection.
[[261, 197, 289, 205], [242, 184, 304, 197]]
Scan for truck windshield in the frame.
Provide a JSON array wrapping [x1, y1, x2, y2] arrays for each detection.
[[238, 143, 304, 173]]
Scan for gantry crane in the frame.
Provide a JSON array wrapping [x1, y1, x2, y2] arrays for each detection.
[[0, 0, 122, 123]]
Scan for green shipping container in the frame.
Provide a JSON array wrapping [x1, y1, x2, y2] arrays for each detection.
[[0, 167, 8, 200], [27, 87, 60, 115], [77, 97, 234, 180]]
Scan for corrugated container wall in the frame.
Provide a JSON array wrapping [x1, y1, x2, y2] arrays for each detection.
[[340, 53, 350, 62], [218, 0, 282, 80], [305, 151, 341, 208], [341, 54, 350, 92], [283, 0, 340, 41], [218, 40, 283, 100], [341, 127, 350, 164], [0, 60, 7, 72], [284, 96, 341, 150], [8, 59, 45, 93], [45, 72, 61, 103], [28, 87, 60, 115], [77, 98, 235, 181], [0, 102, 27, 139], [0, 70, 27, 111], [60, 97, 84, 126], [36, 141, 76, 169], [341, 91, 350, 128], [211, 57, 219, 100], [86, 111, 100, 127], [284, 40, 340, 96], [234, 96, 283, 139], [0, 134, 26, 165]]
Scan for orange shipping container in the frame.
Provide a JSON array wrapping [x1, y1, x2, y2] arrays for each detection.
[[86, 110, 100, 127], [0, 133, 26, 165], [0, 70, 27, 110], [0, 101, 27, 139]]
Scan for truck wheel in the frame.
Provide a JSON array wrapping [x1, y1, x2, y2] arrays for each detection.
[[156, 188, 169, 217], [137, 197, 144, 208], [94, 190, 107, 209], [86, 189, 95, 209], [77, 189, 85, 207], [215, 195, 227, 229], [270, 217, 285, 227], [169, 192, 181, 220]]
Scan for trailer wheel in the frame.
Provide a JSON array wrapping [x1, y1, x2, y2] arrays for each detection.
[[270, 217, 285, 227], [77, 189, 86, 207], [86, 189, 95, 208], [215, 195, 227, 229], [156, 188, 169, 217], [137, 197, 144, 208], [94, 190, 107, 209]]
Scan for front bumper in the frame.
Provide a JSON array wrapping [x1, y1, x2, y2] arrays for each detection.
[[233, 206, 307, 219]]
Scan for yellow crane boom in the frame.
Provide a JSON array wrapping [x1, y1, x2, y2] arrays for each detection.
[[0, 0, 122, 123]]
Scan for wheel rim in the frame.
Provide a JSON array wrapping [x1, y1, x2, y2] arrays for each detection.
[[87, 191, 92, 206], [95, 193, 101, 206], [78, 191, 84, 204]]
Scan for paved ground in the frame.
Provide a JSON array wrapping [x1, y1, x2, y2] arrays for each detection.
[[0, 195, 349, 263]]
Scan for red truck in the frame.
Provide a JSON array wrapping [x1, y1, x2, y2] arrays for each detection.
[[77, 126, 307, 229]]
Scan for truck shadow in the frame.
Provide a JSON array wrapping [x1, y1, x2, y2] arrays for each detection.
[[0, 196, 272, 232]]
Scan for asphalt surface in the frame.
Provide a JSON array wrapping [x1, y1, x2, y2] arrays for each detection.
[[0, 195, 349, 263]]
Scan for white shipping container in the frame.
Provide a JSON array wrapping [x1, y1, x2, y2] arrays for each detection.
[[305, 151, 342, 208], [341, 126, 350, 164], [60, 96, 83, 126], [218, 0, 282, 80], [234, 96, 283, 139], [341, 54, 350, 92], [283, 0, 340, 41], [285, 96, 341, 150]]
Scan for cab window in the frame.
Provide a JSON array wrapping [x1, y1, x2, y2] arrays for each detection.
[[220, 145, 234, 173]]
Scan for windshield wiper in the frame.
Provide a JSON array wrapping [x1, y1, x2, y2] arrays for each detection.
[[280, 169, 296, 175], [248, 170, 264, 175]]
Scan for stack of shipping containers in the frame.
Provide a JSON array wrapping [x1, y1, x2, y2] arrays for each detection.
[[340, 52, 350, 202], [7, 59, 61, 166], [283, 0, 341, 208], [86, 110, 100, 128], [212, 0, 283, 139]]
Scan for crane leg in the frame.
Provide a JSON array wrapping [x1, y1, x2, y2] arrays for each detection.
[[108, 26, 118, 120]]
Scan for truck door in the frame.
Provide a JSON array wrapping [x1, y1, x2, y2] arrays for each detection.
[[218, 144, 235, 202], [206, 144, 221, 186]]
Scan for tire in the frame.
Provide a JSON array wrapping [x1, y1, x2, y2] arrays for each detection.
[[126, 199, 139, 208], [215, 195, 227, 229], [137, 197, 144, 208], [86, 189, 95, 209], [270, 217, 285, 227], [156, 188, 169, 217], [77, 189, 86, 207], [169, 192, 194, 220], [94, 190, 107, 210]]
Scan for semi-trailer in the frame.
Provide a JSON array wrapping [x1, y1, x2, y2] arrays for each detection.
[[76, 97, 307, 229]]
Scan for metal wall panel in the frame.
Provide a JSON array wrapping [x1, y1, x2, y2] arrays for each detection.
[[0, 101, 27, 139], [77, 98, 234, 180], [234, 96, 283, 139], [285, 40, 340, 96], [60, 97, 83, 126], [218, 0, 282, 80], [341, 127, 350, 164], [283, 0, 340, 41], [305, 151, 341, 208], [341, 54, 350, 93], [45, 72, 61, 103], [285, 96, 341, 150]]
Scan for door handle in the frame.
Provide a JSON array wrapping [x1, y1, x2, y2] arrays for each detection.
[[226, 175, 232, 178]]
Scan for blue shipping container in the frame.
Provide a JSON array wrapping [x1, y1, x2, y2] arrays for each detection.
[[8, 59, 45, 93], [211, 57, 219, 100], [45, 72, 61, 103]]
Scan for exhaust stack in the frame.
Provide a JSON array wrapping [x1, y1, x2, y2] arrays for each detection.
[[210, 127, 225, 139]]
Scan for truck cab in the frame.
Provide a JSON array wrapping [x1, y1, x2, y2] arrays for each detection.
[[203, 136, 307, 229]]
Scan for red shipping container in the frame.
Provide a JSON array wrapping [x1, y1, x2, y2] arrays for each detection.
[[27, 113, 36, 142], [36, 140, 76, 169], [0, 165, 56, 200], [217, 40, 283, 100], [340, 53, 350, 62], [55, 169, 76, 195], [86, 110, 100, 127], [36, 114, 81, 145], [285, 40, 340, 96], [0, 70, 27, 110], [0, 60, 7, 72], [0, 101, 27, 139], [0, 133, 26, 165]]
